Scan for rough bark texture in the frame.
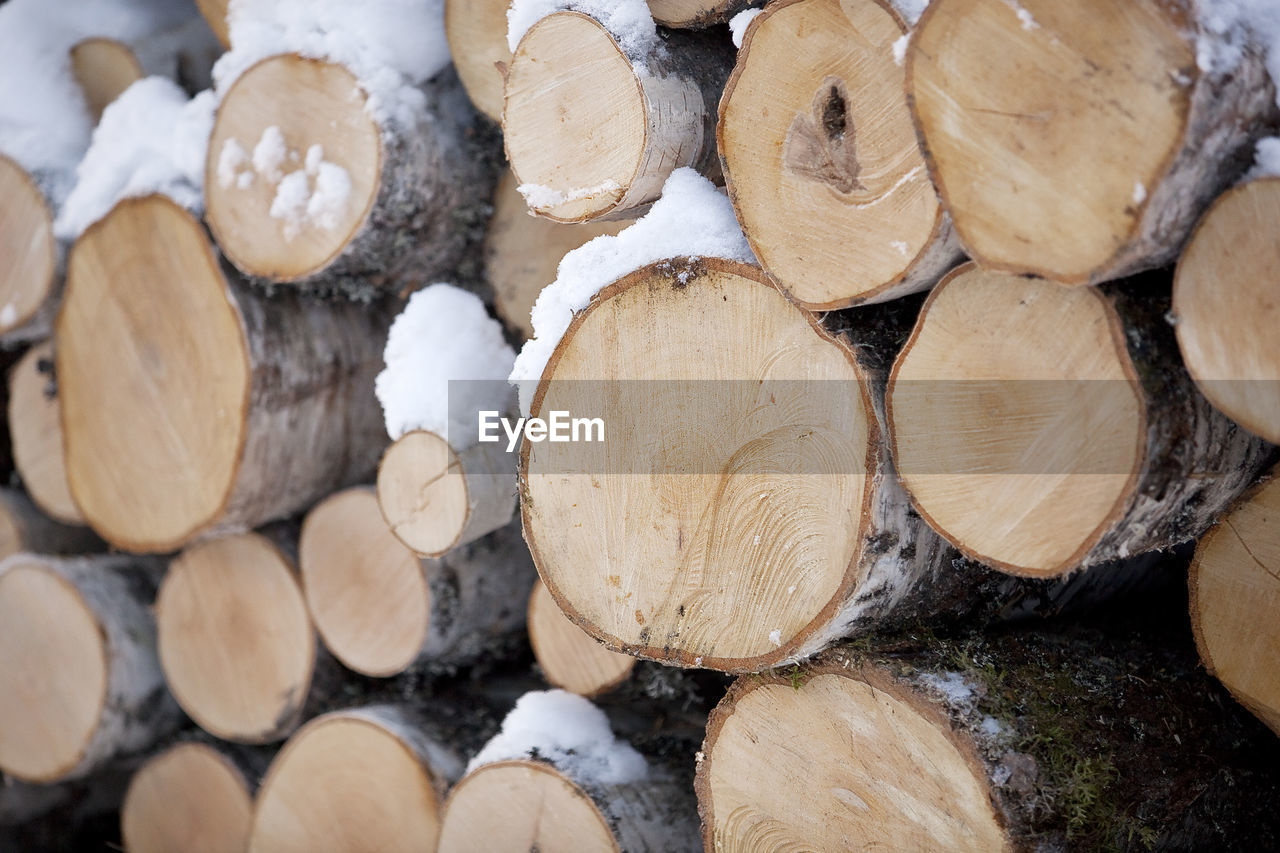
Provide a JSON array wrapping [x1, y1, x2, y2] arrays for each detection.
[[0, 488, 99, 558], [700, 623, 1280, 851], [648, 0, 759, 27]]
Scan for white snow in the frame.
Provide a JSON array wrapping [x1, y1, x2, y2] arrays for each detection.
[[251, 126, 287, 184], [1196, 0, 1280, 97], [518, 180, 623, 211], [0, 0, 202, 207], [729, 9, 763, 49], [305, 144, 325, 176], [54, 78, 215, 239], [0, 305, 15, 327], [891, 239, 910, 256], [768, 629, 782, 647], [268, 171, 311, 239], [214, 0, 451, 129], [509, 168, 756, 415], [468, 690, 648, 785], [1250, 136, 1280, 178], [507, 0, 658, 65], [888, 0, 930, 26], [306, 162, 353, 229], [892, 34, 909, 66], [376, 284, 516, 444], [918, 671, 978, 709], [1132, 182, 1147, 205], [216, 138, 250, 189]]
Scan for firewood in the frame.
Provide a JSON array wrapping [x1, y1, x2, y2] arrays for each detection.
[[887, 263, 1273, 576], [299, 488, 533, 677], [648, 0, 757, 27], [7, 342, 83, 526], [907, 0, 1280, 284], [205, 54, 494, 293], [503, 11, 734, 221], [194, 0, 230, 49], [156, 532, 321, 744], [528, 578, 636, 697], [719, 0, 961, 309], [120, 741, 267, 853], [444, 0, 511, 123], [1173, 177, 1280, 444], [1190, 474, 1280, 737], [57, 195, 390, 553], [248, 705, 464, 853], [0, 488, 99, 560], [0, 154, 57, 345], [0, 554, 179, 783], [69, 38, 143, 122], [485, 170, 632, 339], [697, 626, 1280, 850]]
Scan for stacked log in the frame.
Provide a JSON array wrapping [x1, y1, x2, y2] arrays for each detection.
[[7, 342, 83, 526]]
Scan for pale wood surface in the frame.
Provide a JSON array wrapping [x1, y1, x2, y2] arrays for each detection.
[[121, 742, 253, 853], [194, 0, 230, 48], [647, 0, 755, 26], [528, 579, 635, 696], [69, 38, 143, 122], [0, 155, 56, 338], [8, 342, 84, 525], [444, 0, 511, 122]]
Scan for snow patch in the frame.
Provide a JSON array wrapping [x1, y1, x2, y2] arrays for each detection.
[[891, 239, 910, 256], [251, 126, 287, 183], [216, 138, 249, 188], [919, 671, 978, 709], [892, 34, 909, 66], [768, 629, 782, 647], [0, 305, 16, 327], [375, 284, 516, 443], [507, 0, 658, 67], [509, 168, 756, 415], [1249, 136, 1280, 178], [468, 690, 648, 784], [730, 8, 763, 49], [220, 127, 353, 240], [54, 78, 215, 239], [1196, 0, 1280, 99], [1132, 181, 1147, 205], [518, 179, 622, 211], [888, 0, 930, 26]]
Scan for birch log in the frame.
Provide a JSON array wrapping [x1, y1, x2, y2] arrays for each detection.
[[444, 0, 511, 123], [0, 488, 99, 560], [648, 0, 758, 27], [0, 154, 57, 344], [7, 341, 83, 525]]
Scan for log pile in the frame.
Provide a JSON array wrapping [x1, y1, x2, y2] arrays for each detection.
[[3, 0, 1280, 849]]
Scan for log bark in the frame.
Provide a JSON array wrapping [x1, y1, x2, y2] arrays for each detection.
[[1173, 176, 1280, 444], [1189, 473, 1280, 737], [300, 488, 533, 677], [719, 0, 962, 309], [7, 341, 84, 525], [485, 169, 632, 338], [648, 0, 758, 27], [887, 263, 1275, 577], [907, 0, 1280, 284], [503, 12, 735, 221], [0, 488, 100, 560], [521, 259, 1177, 673], [444, 0, 511, 123], [249, 705, 465, 853], [529, 578, 636, 697], [376, 429, 517, 558], [697, 625, 1280, 851], [58, 194, 391, 553], [0, 155, 58, 345], [120, 740, 268, 853], [155, 531, 323, 744], [205, 54, 498, 294], [0, 554, 180, 783]]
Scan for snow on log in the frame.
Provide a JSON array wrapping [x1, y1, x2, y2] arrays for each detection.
[[58, 195, 390, 553], [438, 690, 700, 852], [0, 554, 179, 783], [719, 0, 961, 309], [1173, 176, 1280, 444], [486, 170, 633, 339], [156, 532, 320, 743], [249, 705, 464, 853], [299, 489, 533, 677], [528, 578, 636, 697], [0, 488, 99, 560], [374, 284, 518, 557], [907, 0, 1280, 284], [1190, 473, 1280, 736], [120, 741, 267, 853], [697, 626, 1280, 850], [887, 263, 1274, 577], [502, 3, 735, 221], [6, 342, 83, 525]]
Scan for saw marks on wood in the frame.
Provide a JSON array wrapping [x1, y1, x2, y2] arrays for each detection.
[[121, 743, 253, 853]]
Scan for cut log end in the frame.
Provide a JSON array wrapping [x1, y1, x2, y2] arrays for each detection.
[[376, 430, 473, 557], [697, 670, 1005, 851], [194, 0, 231, 48], [0, 560, 106, 783], [721, 0, 954, 309], [504, 12, 645, 221], [1190, 476, 1280, 736], [59, 195, 250, 553], [249, 711, 446, 853], [0, 155, 56, 338], [120, 742, 254, 853], [522, 259, 873, 671], [438, 760, 619, 853], [1174, 178, 1280, 444], [647, 0, 755, 27], [8, 342, 83, 526], [157, 533, 315, 743], [528, 579, 635, 697], [888, 264, 1143, 576], [205, 54, 381, 282], [300, 488, 430, 677], [69, 38, 144, 122], [444, 0, 511, 123]]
